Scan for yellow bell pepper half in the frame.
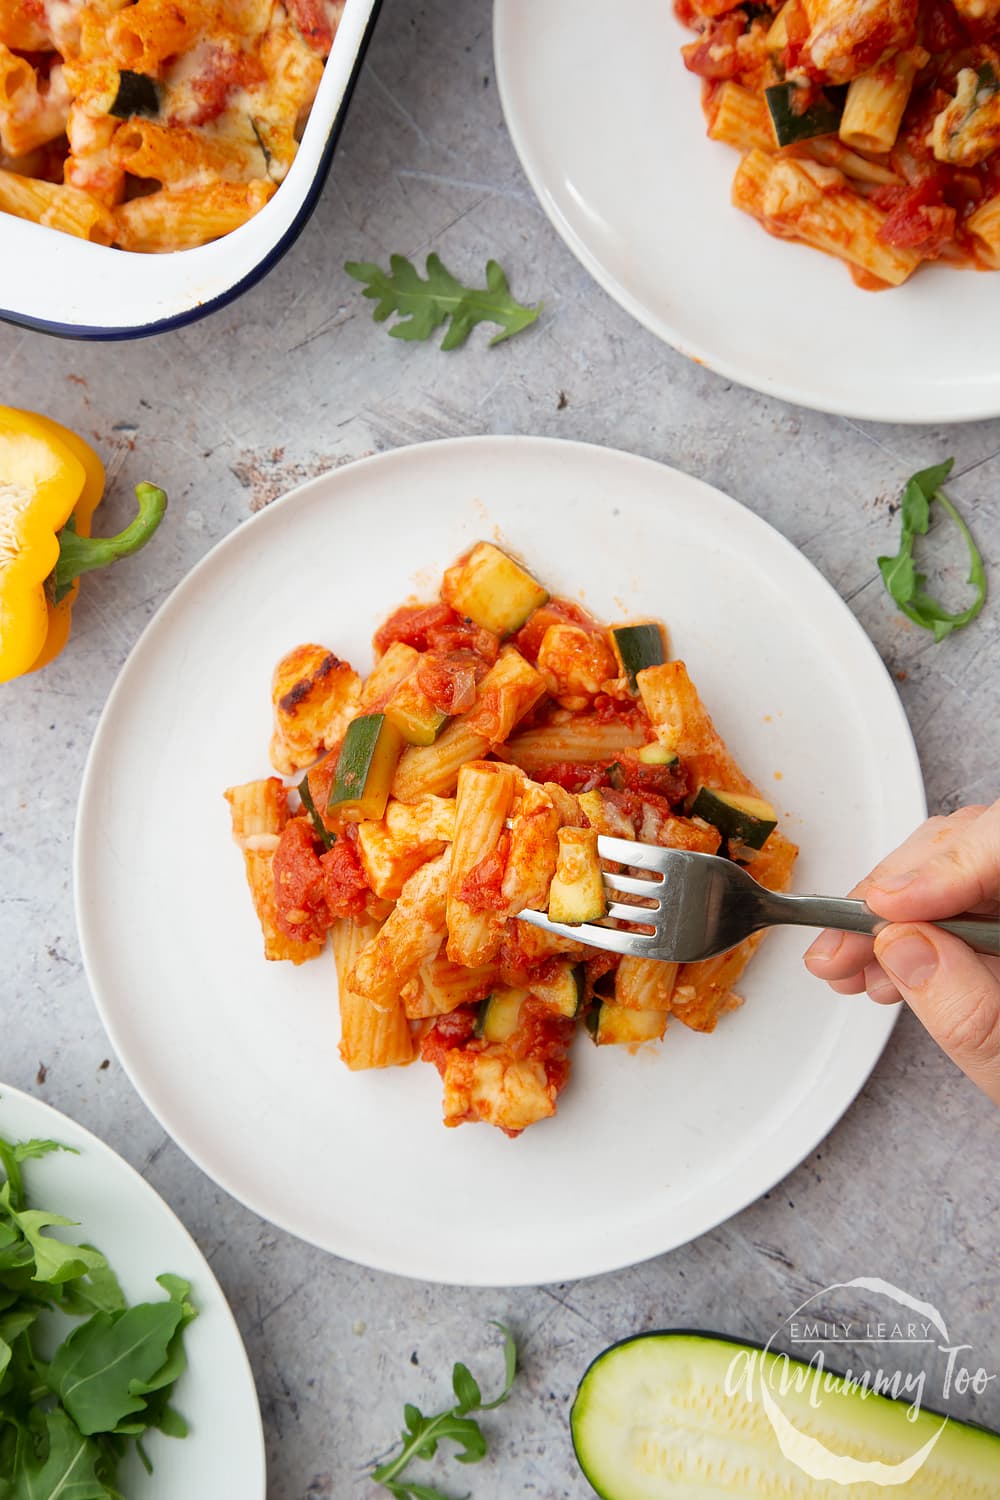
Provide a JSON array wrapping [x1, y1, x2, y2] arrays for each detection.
[[0, 407, 167, 684]]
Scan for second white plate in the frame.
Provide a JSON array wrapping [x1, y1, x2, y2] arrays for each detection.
[[494, 0, 1000, 422], [0, 1086, 264, 1498], [76, 437, 924, 1286]]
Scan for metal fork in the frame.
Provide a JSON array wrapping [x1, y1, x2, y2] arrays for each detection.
[[515, 836, 1000, 964]]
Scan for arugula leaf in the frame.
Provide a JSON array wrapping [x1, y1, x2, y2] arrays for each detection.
[[58, 1258, 127, 1320], [12, 1143, 78, 1167], [0, 1192, 107, 1288], [371, 1325, 517, 1498], [48, 1300, 185, 1435], [345, 253, 541, 349], [878, 460, 988, 642], [9, 1409, 108, 1500]]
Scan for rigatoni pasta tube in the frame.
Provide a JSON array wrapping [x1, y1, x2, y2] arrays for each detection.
[[114, 180, 275, 253], [0, 168, 114, 243], [224, 779, 323, 965], [111, 119, 266, 190], [731, 150, 920, 288], [707, 82, 775, 153], [840, 53, 922, 154], [332, 918, 414, 1070], [967, 193, 1000, 267], [447, 761, 519, 967]]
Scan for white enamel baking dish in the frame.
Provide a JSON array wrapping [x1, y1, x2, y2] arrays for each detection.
[[0, 0, 380, 339]]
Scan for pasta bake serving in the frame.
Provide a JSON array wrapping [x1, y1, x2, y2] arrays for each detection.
[[678, 0, 1000, 287], [0, 0, 345, 251], [225, 543, 798, 1138]]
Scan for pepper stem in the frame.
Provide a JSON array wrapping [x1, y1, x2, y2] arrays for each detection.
[[52, 482, 167, 604]]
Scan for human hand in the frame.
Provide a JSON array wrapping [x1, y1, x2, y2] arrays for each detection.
[[804, 802, 1000, 1106]]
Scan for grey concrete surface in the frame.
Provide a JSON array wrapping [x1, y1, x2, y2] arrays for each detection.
[[2, 1, 999, 1496]]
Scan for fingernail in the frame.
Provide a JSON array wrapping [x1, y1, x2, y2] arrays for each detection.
[[805, 931, 843, 965], [871, 870, 918, 894], [878, 932, 938, 990]]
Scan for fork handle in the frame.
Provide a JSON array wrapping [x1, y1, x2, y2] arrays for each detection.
[[766, 893, 1000, 957]]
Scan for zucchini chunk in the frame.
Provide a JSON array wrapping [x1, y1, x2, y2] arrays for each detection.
[[611, 623, 666, 693], [384, 672, 448, 746], [765, 81, 846, 146], [637, 741, 679, 767], [588, 1004, 667, 1046], [110, 71, 161, 119], [548, 827, 606, 925], [690, 787, 777, 850], [473, 987, 528, 1043], [441, 541, 548, 635], [572, 1331, 1000, 1500], [530, 961, 584, 1018], [326, 714, 402, 823]]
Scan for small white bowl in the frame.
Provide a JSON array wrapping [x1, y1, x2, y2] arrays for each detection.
[[0, 0, 380, 339]]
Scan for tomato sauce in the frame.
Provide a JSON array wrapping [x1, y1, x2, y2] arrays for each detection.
[[416, 649, 490, 714], [272, 818, 330, 941], [456, 833, 510, 911], [320, 831, 370, 920], [374, 603, 499, 665], [178, 42, 266, 128]]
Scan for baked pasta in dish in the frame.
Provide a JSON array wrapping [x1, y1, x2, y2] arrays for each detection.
[[0, 0, 344, 250], [225, 543, 798, 1138], [677, 0, 1000, 287]]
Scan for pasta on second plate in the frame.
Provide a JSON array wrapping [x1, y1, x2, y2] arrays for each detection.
[[226, 543, 798, 1138], [677, 0, 1000, 287], [0, 0, 344, 251]]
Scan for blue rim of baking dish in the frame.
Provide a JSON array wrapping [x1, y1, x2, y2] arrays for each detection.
[[0, 0, 383, 343]]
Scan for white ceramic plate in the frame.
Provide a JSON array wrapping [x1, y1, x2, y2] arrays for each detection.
[[76, 437, 924, 1286], [0, 0, 379, 338], [0, 1085, 265, 1497], [494, 0, 1000, 423]]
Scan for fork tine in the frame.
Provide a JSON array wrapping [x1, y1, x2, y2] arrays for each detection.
[[516, 906, 657, 957], [596, 834, 669, 871], [603, 872, 663, 897], [605, 901, 658, 924]]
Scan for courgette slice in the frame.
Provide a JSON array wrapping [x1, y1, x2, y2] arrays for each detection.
[[690, 787, 777, 850], [298, 775, 336, 849], [441, 542, 548, 636], [637, 742, 679, 767], [572, 1331, 1000, 1500], [384, 672, 448, 746], [473, 987, 528, 1043], [548, 827, 606, 925], [110, 70, 161, 119], [765, 81, 845, 146], [589, 1004, 666, 1046], [326, 714, 402, 823], [611, 624, 666, 693], [530, 961, 585, 1018]]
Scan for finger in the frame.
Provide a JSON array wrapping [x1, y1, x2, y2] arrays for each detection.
[[874, 924, 1000, 1105], [827, 972, 869, 996], [864, 959, 901, 1006], [867, 802, 999, 922], [803, 806, 993, 979], [804, 929, 875, 982]]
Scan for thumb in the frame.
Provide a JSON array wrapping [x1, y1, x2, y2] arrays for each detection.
[[874, 924, 1000, 1106]]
